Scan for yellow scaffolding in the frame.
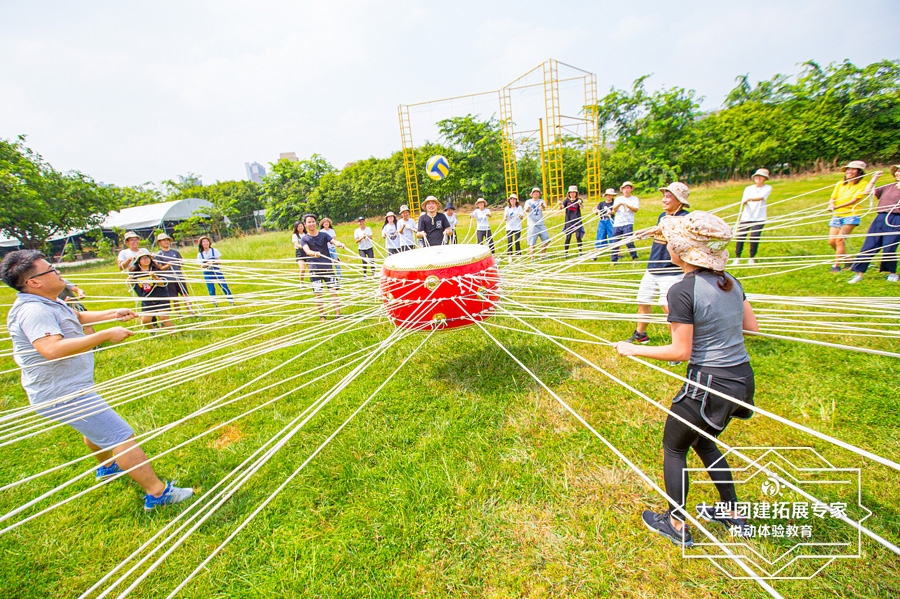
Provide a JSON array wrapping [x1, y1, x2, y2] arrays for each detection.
[[542, 59, 565, 207], [584, 72, 601, 205], [498, 87, 518, 199], [397, 104, 420, 214]]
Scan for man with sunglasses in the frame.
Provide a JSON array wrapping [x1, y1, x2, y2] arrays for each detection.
[[1, 250, 194, 511]]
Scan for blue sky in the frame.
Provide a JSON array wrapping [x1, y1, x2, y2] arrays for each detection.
[[1, 0, 897, 186]]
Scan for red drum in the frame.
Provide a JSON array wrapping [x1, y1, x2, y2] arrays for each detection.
[[380, 245, 500, 331]]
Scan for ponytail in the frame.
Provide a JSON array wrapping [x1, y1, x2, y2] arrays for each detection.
[[699, 267, 734, 291]]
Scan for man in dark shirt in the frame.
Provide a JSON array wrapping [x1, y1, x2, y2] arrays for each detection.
[[849, 165, 900, 283], [153, 233, 194, 315], [625, 182, 691, 345], [300, 214, 347, 321], [416, 196, 453, 247]]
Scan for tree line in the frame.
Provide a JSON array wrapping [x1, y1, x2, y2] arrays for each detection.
[[2, 58, 897, 248]]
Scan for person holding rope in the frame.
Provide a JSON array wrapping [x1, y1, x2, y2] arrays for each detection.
[[154, 233, 194, 315], [562, 185, 585, 259], [1, 250, 194, 511], [473, 198, 495, 253], [731, 169, 772, 266], [849, 164, 900, 284], [291, 221, 308, 281], [525, 187, 551, 260], [503, 193, 525, 256], [397, 205, 418, 252], [827, 160, 870, 273], [128, 249, 174, 330], [593, 188, 616, 256], [611, 181, 640, 262], [354, 217, 375, 275], [116, 231, 142, 271], [416, 196, 453, 247], [444, 203, 459, 244], [625, 182, 691, 346], [301, 214, 346, 321], [197, 236, 233, 304], [614, 211, 759, 548], [319, 217, 342, 280], [382, 212, 402, 255]]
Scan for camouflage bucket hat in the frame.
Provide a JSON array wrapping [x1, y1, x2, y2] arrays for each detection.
[[660, 211, 733, 271]]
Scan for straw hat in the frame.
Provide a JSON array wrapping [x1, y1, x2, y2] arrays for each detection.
[[423, 195, 439, 207], [752, 168, 770, 179], [620, 181, 634, 190], [198, 235, 213, 246], [475, 197, 486, 205], [660, 211, 733, 271], [840, 160, 867, 172], [603, 188, 617, 196], [123, 231, 139, 241], [658, 182, 691, 208]]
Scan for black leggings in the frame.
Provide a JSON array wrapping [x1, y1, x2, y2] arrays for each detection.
[[565, 229, 584, 254], [662, 398, 738, 520], [506, 230, 521, 255], [358, 248, 375, 275], [476, 229, 495, 253], [734, 222, 765, 258]]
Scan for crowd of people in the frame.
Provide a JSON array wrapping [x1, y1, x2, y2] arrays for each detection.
[[1, 163, 897, 538]]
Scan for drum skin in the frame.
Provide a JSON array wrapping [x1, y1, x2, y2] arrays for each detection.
[[380, 245, 500, 331]]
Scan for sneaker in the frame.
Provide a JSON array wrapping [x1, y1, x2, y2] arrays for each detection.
[[888, 274, 899, 283], [667, 361, 682, 366], [144, 481, 194, 511], [747, 258, 756, 265], [848, 273, 863, 284], [627, 331, 650, 344], [730, 258, 741, 266], [641, 510, 693, 547], [96, 462, 123, 481], [829, 265, 841, 274], [696, 503, 749, 536]]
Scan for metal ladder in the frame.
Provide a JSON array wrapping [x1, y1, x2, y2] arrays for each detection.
[[499, 87, 519, 200], [542, 59, 565, 207], [398, 104, 420, 214], [584, 72, 601, 206]]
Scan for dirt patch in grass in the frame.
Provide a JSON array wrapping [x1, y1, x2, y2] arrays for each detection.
[[209, 425, 244, 449]]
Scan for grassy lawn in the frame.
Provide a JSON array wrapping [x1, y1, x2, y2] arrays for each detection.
[[0, 171, 898, 598]]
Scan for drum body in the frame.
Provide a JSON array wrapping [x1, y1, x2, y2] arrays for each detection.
[[380, 245, 500, 331]]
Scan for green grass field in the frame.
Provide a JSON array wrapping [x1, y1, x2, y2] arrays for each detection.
[[1, 171, 899, 598]]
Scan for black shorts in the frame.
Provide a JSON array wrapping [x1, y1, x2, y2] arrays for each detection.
[[166, 281, 188, 296], [141, 298, 169, 313]]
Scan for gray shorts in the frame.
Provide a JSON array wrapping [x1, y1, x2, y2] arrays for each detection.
[[527, 224, 550, 245], [36, 393, 134, 449]]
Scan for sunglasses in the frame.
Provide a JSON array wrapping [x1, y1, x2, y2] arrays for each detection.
[[28, 266, 58, 280]]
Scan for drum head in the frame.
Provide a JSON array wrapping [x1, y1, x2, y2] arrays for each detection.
[[383, 244, 491, 272]]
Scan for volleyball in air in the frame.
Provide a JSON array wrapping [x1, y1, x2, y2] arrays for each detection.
[[425, 155, 450, 180]]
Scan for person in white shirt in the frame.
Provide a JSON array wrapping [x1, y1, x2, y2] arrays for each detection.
[[353, 217, 375, 275], [197, 236, 233, 304], [611, 181, 640, 262], [472, 198, 495, 253], [382, 212, 402, 255], [319, 218, 341, 279], [290, 221, 308, 281], [525, 187, 551, 259], [731, 169, 773, 266], [444, 202, 459, 244], [503, 193, 525, 256], [116, 231, 142, 271], [397, 205, 417, 252]]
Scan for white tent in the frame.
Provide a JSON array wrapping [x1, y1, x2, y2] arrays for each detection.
[[101, 198, 220, 231]]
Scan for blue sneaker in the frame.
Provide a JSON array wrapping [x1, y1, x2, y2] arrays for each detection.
[[96, 462, 124, 481], [144, 481, 194, 511], [641, 510, 694, 547]]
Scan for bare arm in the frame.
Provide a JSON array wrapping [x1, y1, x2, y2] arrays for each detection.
[[742, 299, 759, 334], [31, 327, 134, 361], [77, 308, 138, 326], [613, 322, 693, 362]]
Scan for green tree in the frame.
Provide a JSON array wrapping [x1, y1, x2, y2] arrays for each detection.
[[0, 136, 118, 249], [262, 155, 334, 229], [436, 115, 504, 202]]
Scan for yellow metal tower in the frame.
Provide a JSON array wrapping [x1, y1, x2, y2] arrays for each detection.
[[397, 105, 421, 214], [499, 87, 519, 199], [542, 60, 565, 206], [584, 72, 601, 206]]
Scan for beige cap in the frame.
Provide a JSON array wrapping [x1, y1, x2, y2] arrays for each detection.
[[399, 205, 410, 213], [658, 182, 691, 207], [155, 233, 172, 242], [385, 211, 395, 218], [660, 211, 733, 271], [508, 192, 518, 200], [123, 231, 139, 241], [620, 181, 634, 190], [531, 187, 541, 194], [603, 188, 617, 196], [752, 168, 770, 179], [841, 160, 867, 172], [567, 185, 579, 194]]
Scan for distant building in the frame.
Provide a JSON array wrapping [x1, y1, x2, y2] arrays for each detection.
[[245, 161, 267, 184], [279, 152, 299, 162]]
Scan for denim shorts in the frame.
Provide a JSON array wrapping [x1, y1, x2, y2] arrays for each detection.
[[829, 216, 861, 228]]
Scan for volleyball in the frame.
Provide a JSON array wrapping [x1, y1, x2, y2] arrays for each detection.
[[426, 155, 450, 180]]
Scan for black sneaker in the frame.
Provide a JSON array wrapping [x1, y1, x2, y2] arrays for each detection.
[[829, 265, 841, 273], [627, 331, 650, 344], [641, 510, 693, 547], [696, 503, 749, 536]]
